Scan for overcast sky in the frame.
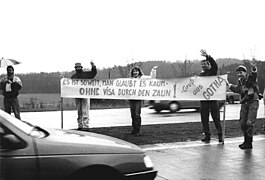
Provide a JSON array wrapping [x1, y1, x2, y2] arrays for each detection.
[[1, 0, 264, 74]]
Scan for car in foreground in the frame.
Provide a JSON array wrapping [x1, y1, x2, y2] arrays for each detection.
[[0, 110, 157, 180], [226, 90, 240, 104], [148, 100, 225, 113]]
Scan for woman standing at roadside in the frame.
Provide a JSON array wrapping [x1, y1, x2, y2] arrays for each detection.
[[129, 66, 157, 136], [129, 66, 144, 136]]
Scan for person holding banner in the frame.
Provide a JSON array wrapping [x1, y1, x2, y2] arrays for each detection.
[[128, 66, 157, 136], [71, 61, 97, 131], [199, 49, 223, 143], [229, 62, 260, 149]]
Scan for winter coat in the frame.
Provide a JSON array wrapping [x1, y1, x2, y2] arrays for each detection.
[[0, 75, 22, 98], [230, 67, 260, 104], [71, 66, 97, 79], [200, 55, 218, 76]]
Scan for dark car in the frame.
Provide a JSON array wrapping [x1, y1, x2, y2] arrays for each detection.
[[226, 90, 240, 104], [148, 100, 225, 113], [0, 110, 157, 180]]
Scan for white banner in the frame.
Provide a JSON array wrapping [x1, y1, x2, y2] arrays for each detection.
[[60, 75, 227, 100]]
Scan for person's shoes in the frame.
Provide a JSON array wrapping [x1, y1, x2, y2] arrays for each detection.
[[239, 134, 247, 148], [77, 127, 89, 131], [240, 136, 252, 149], [218, 133, 223, 143], [201, 134, 211, 143], [239, 142, 246, 148], [201, 137, 210, 143], [240, 143, 253, 149]]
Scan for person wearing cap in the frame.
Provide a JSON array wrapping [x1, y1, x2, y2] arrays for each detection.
[[228, 61, 260, 149], [199, 49, 223, 143], [0, 65, 22, 119], [71, 61, 97, 131]]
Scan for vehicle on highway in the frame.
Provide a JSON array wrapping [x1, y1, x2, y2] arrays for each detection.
[[148, 100, 225, 113], [0, 110, 157, 180], [226, 90, 240, 104]]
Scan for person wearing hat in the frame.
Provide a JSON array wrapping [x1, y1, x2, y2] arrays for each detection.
[[0, 65, 22, 119], [71, 61, 97, 131], [199, 49, 223, 143], [228, 61, 260, 149]]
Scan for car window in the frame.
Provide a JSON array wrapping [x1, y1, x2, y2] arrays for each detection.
[[0, 123, 23, 149]]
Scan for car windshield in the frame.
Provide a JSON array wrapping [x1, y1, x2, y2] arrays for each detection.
[[1, 110, 46, 138]]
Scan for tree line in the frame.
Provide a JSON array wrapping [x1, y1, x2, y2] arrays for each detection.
[[1, 59, 264, 94]]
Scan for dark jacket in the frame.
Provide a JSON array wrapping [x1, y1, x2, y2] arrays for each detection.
[[230, 67, 259, 104], [200, 55, 218, 76], [0, 76, 22, 98], [71, 66, 97, 79]]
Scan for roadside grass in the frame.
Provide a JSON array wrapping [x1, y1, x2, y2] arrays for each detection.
[[90, 118, 265, 146]]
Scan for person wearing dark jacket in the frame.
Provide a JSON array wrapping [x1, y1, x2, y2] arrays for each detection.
[[0, 65, 22, 119], [229, 62, 260, 149], [71, 61, 97, 131], [199, 49, 222, 143], [129, 66, 144, 136], [128, 66, 157, 136]]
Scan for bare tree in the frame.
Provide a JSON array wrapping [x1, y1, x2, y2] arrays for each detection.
[[178, 59, 193, 77]]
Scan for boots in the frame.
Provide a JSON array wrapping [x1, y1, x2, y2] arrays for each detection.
[[239, 133, 247, 148], [218, 133, 223, 143], [240, 135, 253, 149], [201, 133, 211, 143]]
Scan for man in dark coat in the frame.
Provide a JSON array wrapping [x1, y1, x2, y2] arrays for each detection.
[[199, 49, 222, 143]]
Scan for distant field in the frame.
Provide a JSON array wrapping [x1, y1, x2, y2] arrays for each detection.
[[0, 93, 74, 112], [0, 93, 130, 112]]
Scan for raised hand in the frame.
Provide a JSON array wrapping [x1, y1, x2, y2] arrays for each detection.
[[90, 61, 95, 67], [200, 49, 208, 57]]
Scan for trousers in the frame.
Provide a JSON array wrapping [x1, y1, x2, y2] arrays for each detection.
[[129, 100, 142, 133], [75, 98, 90, 128], [200, 101, 222, 134], [240, 100, 259, 137], [4, 97, 21, 120]]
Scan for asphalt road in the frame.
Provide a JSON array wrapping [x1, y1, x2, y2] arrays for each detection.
[[143, 136, 265, 180], [20, 100, 265, 180], [21, 100, 264, 130]]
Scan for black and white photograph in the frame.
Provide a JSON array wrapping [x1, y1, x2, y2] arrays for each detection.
[[1, 0, 265, 179]]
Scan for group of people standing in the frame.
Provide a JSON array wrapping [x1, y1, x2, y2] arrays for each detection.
[[0, 49, 263, 150], [127, 49, 262, 151], [195, 49, 262, 149]]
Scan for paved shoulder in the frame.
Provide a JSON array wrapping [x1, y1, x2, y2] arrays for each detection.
[[143, 135, 265, 180]]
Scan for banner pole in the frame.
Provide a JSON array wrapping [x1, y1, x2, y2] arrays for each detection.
[[222, 100, 226, 144], [61, 97, 64, 129], [263, 90, 265, 131], [60, 76, 64, 129]]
